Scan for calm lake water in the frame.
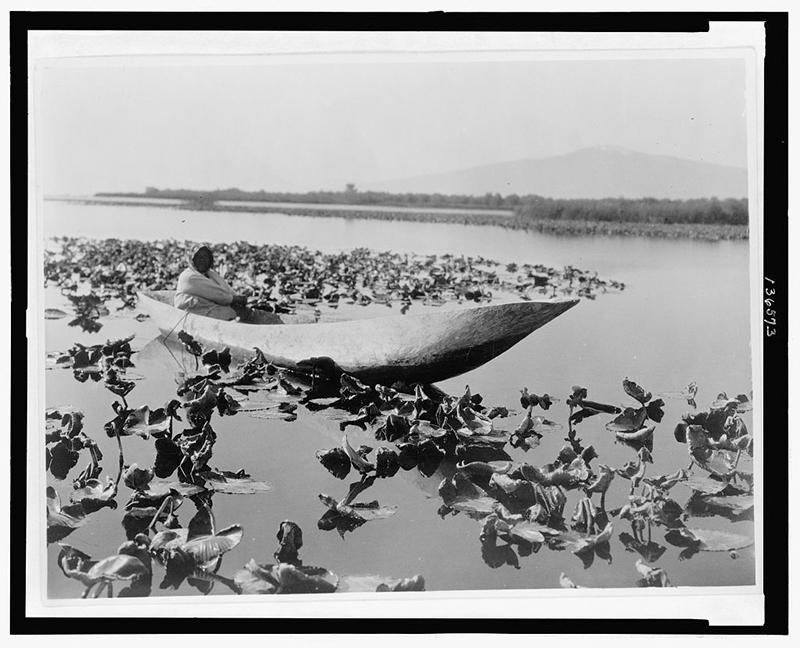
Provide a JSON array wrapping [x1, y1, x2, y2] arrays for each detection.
[[43, 201, 754, 597]]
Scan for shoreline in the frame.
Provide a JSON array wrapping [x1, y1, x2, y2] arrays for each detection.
[[47, 197, 749, 241]]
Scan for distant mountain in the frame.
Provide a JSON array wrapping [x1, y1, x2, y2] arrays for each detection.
[[363, 146, 747, 200]]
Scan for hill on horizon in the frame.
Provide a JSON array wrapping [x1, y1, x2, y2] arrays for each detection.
[[362, 146, 748, 200]]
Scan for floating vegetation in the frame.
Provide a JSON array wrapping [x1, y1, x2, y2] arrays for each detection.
[[45, 256, 753, 595], [45, 237, 625, 328]]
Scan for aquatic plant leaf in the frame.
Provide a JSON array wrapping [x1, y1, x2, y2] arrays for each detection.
[[559, 573, 582, 588], [438, 472, 497, 518], [274, 520, 303, 564], [104, 368, 136, 399], [340, 373, 370, 397], [374, 414, 410, 442], [154, 437, 183, 479], [150, 528, 189, 554], [570, 408, 600, 424], [455, 442, 511, 464], [635, 559, 671, 587], [177, 330, 203, 356], [618, 532, 667, 562], [86, 554, 148, 582], [585, 464, 615, 495], [122, 405, 170, 438], [678, 527, 753, 552], [456, 460, 515, 484], [733, 394, 752, 413], [338, 574, 426, 592], [643, 468, 687, 492], [316, 447, 351, 479], [183, 385, 219, 425], [197, 469, 272, 495], [623, 378, 652, 404], [57, 544, 97, 586], [234, 560, 338, 595], [341, 433, 375, 473], [700, 494, 754, 516], [47, 487, 86, 543], [216, 389, 241, 416], [681, 474, 742, 496], [456, 398, 493, 435], [615, 424, 655, 446], [70, 477, 117, 512], [182, 525, 244, 565], [605, 407, 646, 433], [346, 502, 399, 522], [518, 458, 589, 489], [505, 521, 546, 545], [121, 464, 155, 491], [201, 347, 231, 372], [45, 308, 69, 319], [645, 398, 665, 422], [615, 456, 646, 486], [570, 522, 613, 555], [375, 447, 400, 478], [143, 480, 205, 498], [567, 386, 588, 407], [48, 440, 80, 480], [531, 416, 563, 434], [318, 492, 397, 525], [489, 473, 538, 509]]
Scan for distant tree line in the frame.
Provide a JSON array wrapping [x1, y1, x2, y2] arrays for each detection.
[[96, 187, 748, 225], [514, 196, 748, 226], [100, 186, 520, 209]]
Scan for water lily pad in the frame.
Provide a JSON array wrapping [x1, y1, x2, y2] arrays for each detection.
[[623, 378, 652, 404], [559, 572, 582, 588], [338, 574, 425, 592], [177, 330, 203, 356], [181, 525, 244, 565], [681, 474, 742, 495], [605, 407, 647, 433], [615, 424, 655, 446], [45, 308, 68, 319], [143, 479, 205, 498], [342, 433, 375, 473], [531, 416, 563, 434], [667, 527, 753, 552], [316, 447, 351, 479], [698, 494, 754, 516], [87, 554, 148, 583], [438, 472, 497, 518], [197, 469, 272, 495], [570, 522, 613, 554], [635, 559, 671, 587], [70, 477, 117, 512], [234, 560, 338, 595], [47, 487, 86, 543], [122, 405, 171, 438]]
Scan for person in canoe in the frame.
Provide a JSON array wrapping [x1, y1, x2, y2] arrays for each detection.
[[174, 245, 250, 321]]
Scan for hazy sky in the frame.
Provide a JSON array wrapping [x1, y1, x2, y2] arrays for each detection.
[[38, 57, 747, 195]]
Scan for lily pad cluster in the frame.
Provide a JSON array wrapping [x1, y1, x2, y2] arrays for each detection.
[[47, 325, 754, 595], [309, 374, 754, 580], [45, 237, 625, 324]]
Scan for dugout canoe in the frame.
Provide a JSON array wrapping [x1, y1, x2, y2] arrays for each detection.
[[138, 290, 578, 384]]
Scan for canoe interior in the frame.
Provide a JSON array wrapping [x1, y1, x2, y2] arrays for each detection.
[[149, 290, 317, 325]]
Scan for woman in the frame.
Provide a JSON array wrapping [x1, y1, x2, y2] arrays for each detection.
[[174, 245, 248, 321]]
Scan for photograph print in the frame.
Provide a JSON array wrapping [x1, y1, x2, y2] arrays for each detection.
[[24, 21, 770, 620]]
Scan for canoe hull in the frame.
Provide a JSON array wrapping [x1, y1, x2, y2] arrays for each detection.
[[138, 291, 578, 384]]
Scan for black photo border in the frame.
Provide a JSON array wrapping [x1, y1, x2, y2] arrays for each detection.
[[9, 10, 788, 635]]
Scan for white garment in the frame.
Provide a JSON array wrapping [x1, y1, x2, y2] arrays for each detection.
[[174, 267, 237, 320]]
